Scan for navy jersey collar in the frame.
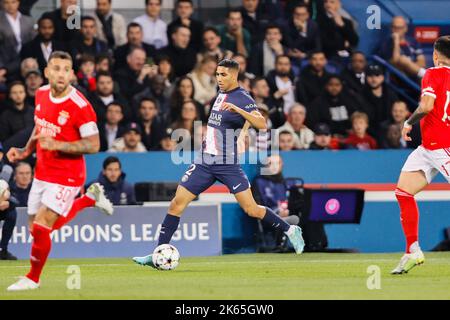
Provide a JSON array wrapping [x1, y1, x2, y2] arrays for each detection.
[[219, 86, 241, 94]]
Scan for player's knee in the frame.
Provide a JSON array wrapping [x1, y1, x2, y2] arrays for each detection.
[[169, 196, 186, 216]]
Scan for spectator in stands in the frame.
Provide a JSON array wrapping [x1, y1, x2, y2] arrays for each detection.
[[0, 82, 34, 142], [308, 75, 358, 135], [251, 154, 300, 251], [316, 0, 358, 60], [69, 16, 109, 67], [266, 55, 296, 114], [158, 25, 197, 78], [136, 97, 166, 150], [240, 0, 270, 45], [131, 73, 170, 119], [9, 161, 32, 207], [170, 100, 200, 150], [133, 0, 168, 49], [158, 127, 177, 151], [0, 179, 17, 260], [19, 57, 39, 80], [95, 53, 113, 73], [113, 22, 157, 71], [89, 71, 131, 123], [24, 69, 43, 107], [92, 156, 136, 205], [109, 122, 147, 153], [250, 76, 285, 128], [340, 51, 367, 96], [277, 103, 314, 149], [20, 15, 66, 75], [99, 102, 126, 151], [343, 112, 377, 150], [168, 76, 206, 124], [233, 53, 255, 80], [361, 64, 399, 133], [91, 0, 127, 49], [278, 130, 297, 151], [284, 3, 321, 62], [238, 73, 251, 92], [216, 8, 251, 57], [249, 24, 288, 77], [189, 56, 217, 105], [18, 0, 38, 16], [296, 51, 331, 105], [379, 100, 420, 149], [76, 54, 97, 93], [156, 55, 175, 87], [309, 123, 336, 150], [114, 47, 158, 102], [41, 0, 80, 45], [377, 16, 427, 79], [198, 27, 233, 63], [0, 0, 35, 82], [167, 0, 204, 52]]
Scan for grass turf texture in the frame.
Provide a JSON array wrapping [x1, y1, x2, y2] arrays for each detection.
[[1, 252, 450, 300]]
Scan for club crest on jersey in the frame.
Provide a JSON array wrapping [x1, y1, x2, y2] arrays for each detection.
[[58, 110, 70, 126]]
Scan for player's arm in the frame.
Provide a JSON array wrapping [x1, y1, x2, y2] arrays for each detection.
[[38, 134, 100, 155], [402, 95, 435, 141], [237, 120, 251, 154], [222, 103, 267, 130], [6, 126, 37, 163]]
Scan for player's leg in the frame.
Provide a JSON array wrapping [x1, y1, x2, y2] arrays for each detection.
[[133, 164, 215, 267], [392, 147, 433, 274], [233, 188, 304, 254], [52, 183, 113, 231]]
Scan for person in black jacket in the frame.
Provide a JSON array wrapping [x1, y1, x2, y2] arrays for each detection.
[[113, 22, 157, 72], [90, 156, 136, 206], [20, 15, 67, 75], [0, 82, 34, 143], [98, 102, 127, 151], [136, 97, 166, 150], [157, 25, 197, 78], [41, 0, 82, 45], [9, 161, 32, 207], [240, 0, 271, 46], [340, 51, 367, 96], [307, 75, 359, 135], [316, 0, 358, 60], [167, 0, 204, 52]]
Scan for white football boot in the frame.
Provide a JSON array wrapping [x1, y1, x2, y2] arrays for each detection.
[[7, 277, 40, 291], [86, 183, 114, 216]]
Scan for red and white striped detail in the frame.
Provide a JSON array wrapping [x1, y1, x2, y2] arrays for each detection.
[[394, 188, 414, 198], [69, 89, 88, 108]]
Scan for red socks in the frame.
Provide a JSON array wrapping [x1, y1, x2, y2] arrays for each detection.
[[26, 223, 52, 283], [395, 188, 419, 253], [52, 195, 95, 231]]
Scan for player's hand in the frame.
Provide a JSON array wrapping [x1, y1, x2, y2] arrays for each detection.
[[0, 200, 9, 211], [6, 147, 27, 163], [35, 134, 60, 151], [402, 125, 412, 141], [222, 102, 239, 113]]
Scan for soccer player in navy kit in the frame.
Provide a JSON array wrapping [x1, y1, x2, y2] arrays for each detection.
[[133, 59, 304, 267]]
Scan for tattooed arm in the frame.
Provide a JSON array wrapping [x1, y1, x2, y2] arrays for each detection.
[[402, 95, 435, 141], [38, 134, 100, 155]]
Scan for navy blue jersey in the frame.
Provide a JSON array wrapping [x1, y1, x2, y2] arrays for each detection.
[[202, 86, 257, 164]]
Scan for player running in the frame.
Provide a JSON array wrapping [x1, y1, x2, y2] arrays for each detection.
[[392, 35, 450, 274], [133, 59, 305, 267], [6, 51, 113, 291]]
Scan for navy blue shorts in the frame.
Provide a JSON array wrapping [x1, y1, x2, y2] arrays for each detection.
[[179, 163, 251, 196]]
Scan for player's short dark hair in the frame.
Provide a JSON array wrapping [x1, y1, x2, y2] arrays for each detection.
[[217, 59, 240, 71], [48, 51, 73, 64], [96, 70, 113, 81], [127, 22, 142, 32], [103, 156, 121, 170], [435, 35, 450, 59], [203, 26, 220, 37], [226, 7, 242, 18]]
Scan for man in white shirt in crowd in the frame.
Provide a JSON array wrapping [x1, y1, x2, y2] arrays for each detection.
[[134, 0, 168, 49], [277, 103, 314, 149]]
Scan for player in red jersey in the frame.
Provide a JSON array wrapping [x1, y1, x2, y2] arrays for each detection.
[[6, 51, 113, 291], [392, 36, 450, 274]]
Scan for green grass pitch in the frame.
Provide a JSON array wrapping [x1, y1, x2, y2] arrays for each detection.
[[1, 252, 450, 300]]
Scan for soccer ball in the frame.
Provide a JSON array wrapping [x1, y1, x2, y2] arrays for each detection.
[[152, 244, 180, 270], [0, 179, 9, 199]]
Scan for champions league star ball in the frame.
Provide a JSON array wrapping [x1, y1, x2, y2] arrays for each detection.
[[0, 179, 9, 199], [152, 244, 180, 270]]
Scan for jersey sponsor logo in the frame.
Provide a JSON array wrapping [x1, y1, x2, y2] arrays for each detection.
[[244, 103, 257, 110], [34, 116, 61, 137], [208, 113, 222, 126], [57, 110, 70, 126]]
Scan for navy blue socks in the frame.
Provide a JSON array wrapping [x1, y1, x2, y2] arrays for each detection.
[[157, 214, 180, 245], [261, 206, 290, 233]]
